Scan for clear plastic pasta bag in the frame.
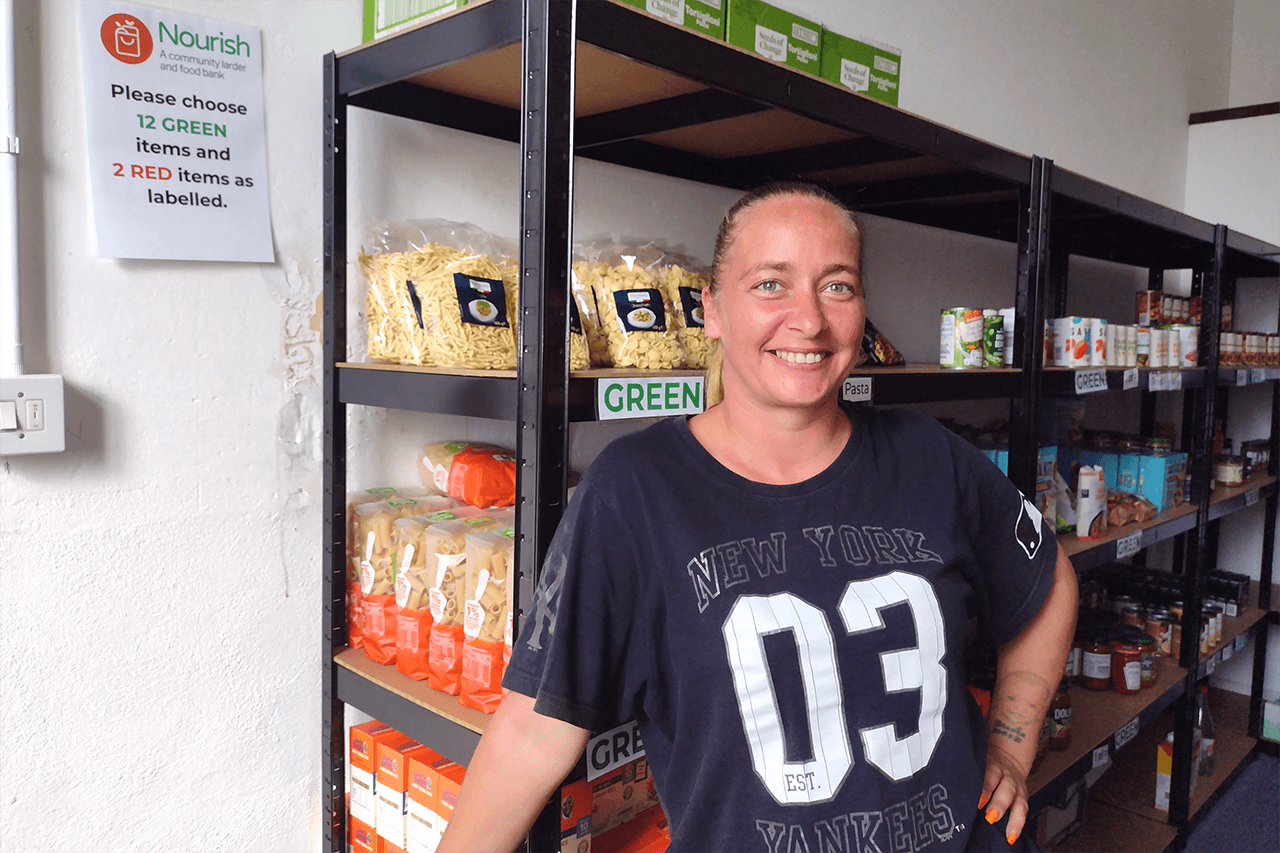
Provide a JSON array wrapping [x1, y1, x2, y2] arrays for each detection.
[[573, 243, 684, 370], [656, 252, 712, 369], [358, 220, 520, 369]]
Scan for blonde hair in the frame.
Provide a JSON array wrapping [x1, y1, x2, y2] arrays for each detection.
[[703, 182, 861, 408]]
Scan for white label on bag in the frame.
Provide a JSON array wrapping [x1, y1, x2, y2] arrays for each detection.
[[1116, 531, 1143, 560], [1075, 369, 1108, 394], [842, 377, 872, 403], [1123, 368, 1139, 390]]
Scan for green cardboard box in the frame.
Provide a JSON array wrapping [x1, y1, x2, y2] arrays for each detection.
[[725, 0, 821, 73], [362, 0, 469, 43], [820, 28, 901, 106], [617, 0, 725, 40]]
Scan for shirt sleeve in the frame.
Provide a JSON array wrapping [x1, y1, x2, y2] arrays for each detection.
[[945, 427, 1059, 646], [502, 468, 651, 733]]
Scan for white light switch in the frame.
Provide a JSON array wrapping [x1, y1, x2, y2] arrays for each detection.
[[0, 400, 16, 431]]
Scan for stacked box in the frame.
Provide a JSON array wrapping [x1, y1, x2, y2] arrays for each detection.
[[351, 816, 377, 853], [404, 750, 449, 853], [435, 762, 466, 842], [1137, 452, 1187, 512], [819, 28, 901, 106], [350, 721, 397, 828], [617, 0, 725, 38], [376, 735, 434, 850], [725, 0, 821, 73], [362, 0, 468, 42]]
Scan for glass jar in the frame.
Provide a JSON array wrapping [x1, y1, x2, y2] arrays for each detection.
[[1082, 635, 1112, 691], [1146, 437, 1173, 456], [1064, 633, 1084, 684], [1120, 604, 1145, 627], [1112, 594, 1140, 617], [1137, 633, 1157, 689], [1048, 680, 1073, 751], [1146, 609, 1174, 657], [1111, 635, 1144, 694]]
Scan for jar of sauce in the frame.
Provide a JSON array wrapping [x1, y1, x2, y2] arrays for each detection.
[[1111, 633, 1144, 694], [1082, 634, 1112, 691], [1112, 595, 1140, 617], [1146, 609, 1174, 657], [1121, 604, 1145, 627], [1048, 681, 1073, 751], [1136, 633, 1157, 689], [1064, 633, 1084, 683]]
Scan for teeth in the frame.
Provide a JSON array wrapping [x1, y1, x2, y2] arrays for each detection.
[[774, 351, 826, 364]]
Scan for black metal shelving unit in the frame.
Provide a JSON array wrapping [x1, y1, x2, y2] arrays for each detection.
[[320, 3, 1280, 851]]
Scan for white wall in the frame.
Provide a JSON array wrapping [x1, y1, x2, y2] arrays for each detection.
[[3, 1, 1274, 851], [1229, 0, 1280, 107]]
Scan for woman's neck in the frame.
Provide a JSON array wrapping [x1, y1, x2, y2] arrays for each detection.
[[688, 397, 852, 485]]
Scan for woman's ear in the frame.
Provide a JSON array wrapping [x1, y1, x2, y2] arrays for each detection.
[[701, 286, 721, 340]]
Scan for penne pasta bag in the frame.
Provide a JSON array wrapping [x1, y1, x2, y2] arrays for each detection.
[[355, 498, 426, 665], [425, 514, 507, 694], [459, 526, 516, 714], [346, 487, 399, 649], [393, 516, 437, 681]]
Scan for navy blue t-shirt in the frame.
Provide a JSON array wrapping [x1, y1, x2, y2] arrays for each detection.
[[504, 406, 1057, 853]]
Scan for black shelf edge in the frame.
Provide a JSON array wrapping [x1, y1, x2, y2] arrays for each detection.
[[859, 368, 1023, 404], [335, 664, 481, 767], [1041, 367, 1207, 396], [1206, 480, 1277, 523], [1027, 677, 1186, 815], [338, 366, 518, 419], [1222, 367, 1280, 386], [1065, 510, 1200, 574]]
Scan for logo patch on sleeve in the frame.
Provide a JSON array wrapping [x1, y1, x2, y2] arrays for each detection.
[[1014, 497, 1044, 560]]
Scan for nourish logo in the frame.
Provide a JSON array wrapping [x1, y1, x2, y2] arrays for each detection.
[[100, 13, 153, 64]]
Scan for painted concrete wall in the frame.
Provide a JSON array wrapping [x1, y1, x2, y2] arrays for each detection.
[[2, 1, 1274, 851]]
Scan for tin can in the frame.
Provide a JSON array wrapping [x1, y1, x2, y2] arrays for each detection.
[[1090, 318, 1108, 366], [1125, 325, 1139, 367], [1247, 333, 1266, 366], [1150, 328, 1169, 368], [1175, 325, 1198, 367], [1000, 308, 1016, 366], [1105, 322, 1119, 366], [941, 308, 984, 368], [1077, 465, 1107, 540], [1167, 327, 1182, 366], [1136, 327, 1151, 366], [1136, 291, 1158, 326], [1163, 295, 1176, 325], [1190, 296, 1202, 326], [1056, 316, 1090, 367], [983, 310, 1004, 368]]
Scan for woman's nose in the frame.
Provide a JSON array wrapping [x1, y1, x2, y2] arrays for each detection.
[[786, 288, 827, 336]]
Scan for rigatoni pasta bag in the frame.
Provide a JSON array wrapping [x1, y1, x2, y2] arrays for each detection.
[[355, 497, 426, 665], [459, 526, 515, 714], [346, 487, 399, 649], [426, 514, 507, 695]]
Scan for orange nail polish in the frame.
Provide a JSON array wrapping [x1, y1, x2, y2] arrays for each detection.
[[1008, 833, 1018, 845], [986, 809, 999, 825], [978, 792, 989, 810]]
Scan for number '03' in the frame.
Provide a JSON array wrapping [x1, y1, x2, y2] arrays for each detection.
[[722, 571, 947, 805]]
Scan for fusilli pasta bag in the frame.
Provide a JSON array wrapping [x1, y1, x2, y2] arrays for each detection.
[[425, 514, 507, 694], [582, 250, 685, 370], [659, 261, 713, 369], [459, 527, 516, 714]]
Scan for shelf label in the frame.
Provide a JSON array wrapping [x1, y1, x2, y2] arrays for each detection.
[[1122, 368, 1139, 390], [1236, 634, 1249, 652], [1238, 369, 1252, 387], [1114, 716, 1140, 751], [842, 376, 873, 403], [587, 720, 645, 781], [1149, 371, 1183, 392], [1074, 369, 1108, 395], [598, 376, 703, 420], [1092, 744, 1110, 769], [1246, 489, 1260, 506], [1221, 643, 1233, 662], [1204, 653, 1218, 676], [1115, 531, 1143, 560], [1149, 372, 1166, 391]]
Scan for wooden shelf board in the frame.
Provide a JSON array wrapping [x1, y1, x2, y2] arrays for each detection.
[[1047, 800, 1177, 853], [335, 647, 492, 736], [1209, 473, 1277, 505], [1059, 503, 1197, 558], [1028, 657, 1187, 798]]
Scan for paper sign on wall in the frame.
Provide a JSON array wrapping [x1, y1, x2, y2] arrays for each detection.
[[77, 1, 273, 261]]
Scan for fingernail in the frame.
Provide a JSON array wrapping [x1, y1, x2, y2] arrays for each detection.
[[978, 792, 989, 810], [1008, 832, 1018, 845], [986, 809, 999, 825]]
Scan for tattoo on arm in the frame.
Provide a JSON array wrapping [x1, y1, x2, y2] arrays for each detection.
[[993, 670, 1053, 725], [991, 720, 1026, 744]]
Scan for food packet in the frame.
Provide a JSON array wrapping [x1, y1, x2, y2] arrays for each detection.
[[357, 220, 520, 369], [658, 257, 713, 369], [420, 441, 517, 508], [571, 260, 611, 367], [355, 497, 432, 665], [860, 317, 906, 366], [346, 487, 399, 649], [567, 293, 591, 371], [459, 526, 516, 714], [575, 246, 684, 370], [1106, 490, 1158, 528], [425, 514, 508, 694]]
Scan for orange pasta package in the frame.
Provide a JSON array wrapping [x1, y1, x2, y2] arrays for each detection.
[[425, 513, 510, 694], [346, 488, 399, 649], [459, 526, 516, 713], [391, 508, 469, 681], [419, 441, 517, 508], [356, 497, 429, 666]]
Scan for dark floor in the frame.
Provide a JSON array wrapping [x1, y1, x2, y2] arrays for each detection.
[[1184, 752, 1279, 852]]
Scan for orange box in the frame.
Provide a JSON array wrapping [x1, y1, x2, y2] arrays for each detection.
[[404, 750, 448, 853], [376, 837, 404, 853], [560, 777, 593, 853], [350, 815, 377, 853], [350, 721, 397, 827], [435, 761, 466, 842], [376, 735, 434, 849], [594, 803, 670, 853]]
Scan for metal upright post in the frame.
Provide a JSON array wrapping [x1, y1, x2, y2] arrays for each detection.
[[516, 2, 576, 847], [321, 50, 349, 853], [1009, 156, 1051, 499]]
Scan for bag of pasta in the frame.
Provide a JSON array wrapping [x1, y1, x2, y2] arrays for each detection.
[[658, 254, 713, 369], [355, 497, 431, 665], [571, 259, 611, 367], [346, 488, 400, 649], [459, 526, 516, 714], [420, 441, 517, 508], [358, 220, 520, 369], [426, 514, 509, 694], [575, 245, 684, 370]]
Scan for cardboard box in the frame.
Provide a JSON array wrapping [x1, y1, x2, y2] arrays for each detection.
[[819, 28, 901, 106], [560, 776, 594, 853], [435, 762, 466, 842], [1116, 452, 1142, 494], [404, 749, 448, 853], [350, 721, 397, 828], [592, 756, 661, 838], [593, 803, 670, 853], [351, 815, 378, 853], [362, 0, 468, 42], [616, 0, 725, 39], [725, 0, 821, 73], [1036, 445, 1058, 520], [376, 736, 434, 849], [1137, 452, 1187, 512]]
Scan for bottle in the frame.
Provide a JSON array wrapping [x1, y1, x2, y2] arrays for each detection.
[[1048, 680, 1073, 751], [1197, 686, 1216, 777]]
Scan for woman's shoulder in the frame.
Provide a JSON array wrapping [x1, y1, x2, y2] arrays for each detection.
[[579, 417, 695, 486]]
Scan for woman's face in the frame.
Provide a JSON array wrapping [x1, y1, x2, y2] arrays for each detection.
[[703, 194, 865, 416]]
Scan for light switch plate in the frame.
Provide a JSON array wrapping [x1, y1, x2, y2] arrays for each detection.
[[0, 374, 65, 455]]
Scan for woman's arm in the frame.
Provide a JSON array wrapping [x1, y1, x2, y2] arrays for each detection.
[[981, 546, 1078, 845], [437, 691, 589, 853]]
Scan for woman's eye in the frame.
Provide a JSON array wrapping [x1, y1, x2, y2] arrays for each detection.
[[825, 281, 858, 295], [756, 280, 781, 292]]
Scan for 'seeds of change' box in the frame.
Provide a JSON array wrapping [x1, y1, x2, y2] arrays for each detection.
[[820, 28, 902, 106], [725, 0, 821, 73]]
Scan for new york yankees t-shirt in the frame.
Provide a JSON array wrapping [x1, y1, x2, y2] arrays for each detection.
[[504, 405, 1058, 853]]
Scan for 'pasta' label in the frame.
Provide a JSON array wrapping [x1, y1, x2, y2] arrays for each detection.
[[454, 274, 510, 328], [613, 289, 666, 333], [678, 287, 705, 328]]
